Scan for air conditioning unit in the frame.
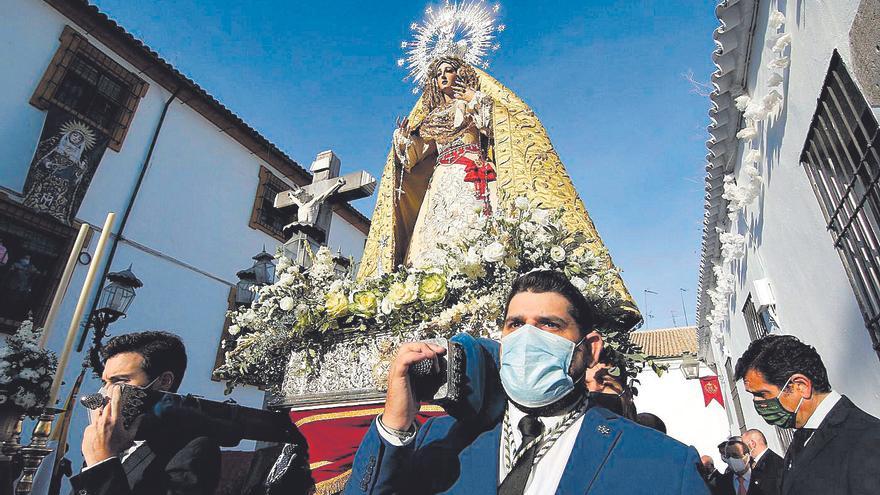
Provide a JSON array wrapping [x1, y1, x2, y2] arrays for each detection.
[[752, 278, 776, 311]]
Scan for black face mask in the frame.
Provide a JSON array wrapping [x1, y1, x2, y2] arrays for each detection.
[[588, 391, 625, 416]]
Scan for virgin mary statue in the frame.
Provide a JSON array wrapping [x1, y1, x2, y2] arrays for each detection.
[[357, 4, 638, 326]]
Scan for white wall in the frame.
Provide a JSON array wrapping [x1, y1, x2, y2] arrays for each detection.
[[1, 1, 369, 491], [708, 0, 880, 452], [634, 360, 730, 467]]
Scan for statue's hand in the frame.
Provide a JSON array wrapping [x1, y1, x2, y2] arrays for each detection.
[[453, 81, 476, 103], [395, 116, 410, 134]]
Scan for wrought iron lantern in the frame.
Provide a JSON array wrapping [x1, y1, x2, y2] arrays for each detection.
[[235, 269, 257, 306], [89, 266, 143, 373], [251, 248, 276, 285], [97, 265, 143, 318], [680, 352, 701, 380]]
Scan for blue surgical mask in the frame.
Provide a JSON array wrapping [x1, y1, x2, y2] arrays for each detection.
[[500, 324, 584, 408]]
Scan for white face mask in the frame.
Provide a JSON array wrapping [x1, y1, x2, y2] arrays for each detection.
[[723, 455, 750, 474]]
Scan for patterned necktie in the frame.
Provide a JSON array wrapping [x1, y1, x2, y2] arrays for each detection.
[[498, 415, 544, 495], [737, 474, 747, 495]]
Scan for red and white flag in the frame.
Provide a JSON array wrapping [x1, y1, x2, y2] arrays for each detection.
[[700, 375, 724, 407]]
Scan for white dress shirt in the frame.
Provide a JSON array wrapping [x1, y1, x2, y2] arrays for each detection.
[[801, 390, 842, 446], [81, 440, 146, 472], [376, 401, 585, 495]]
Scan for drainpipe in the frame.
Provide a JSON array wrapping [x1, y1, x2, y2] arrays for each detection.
[[75, 87, 180, 352]]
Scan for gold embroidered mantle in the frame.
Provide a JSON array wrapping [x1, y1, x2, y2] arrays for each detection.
[[357, 69, 641, 329]]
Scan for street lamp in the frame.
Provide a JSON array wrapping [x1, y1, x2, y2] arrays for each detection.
[[680, 352, 701, 380], [234, 249, 277, 306], [235, 269, 257, 306], [88, 266, 143, 372]]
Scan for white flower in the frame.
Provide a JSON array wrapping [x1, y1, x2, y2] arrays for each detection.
[[279, 297, 295, 311], [769, 10, 785, 29], [228, 324, 241, 336], [767, 72, 784, 87], [380, 297, 395, 315], [736, 125, 758, 141], [767, 57, 790, 70], [276, 257, 291, 272], [483, 242, 506, 263], [571, 276, 587, 291], [279, 273, 295, 286], [744, 149, 762, 164], [531, 209, 551, 225], [734, 95, 751, 112], [514, 197, 531, 210], [550, 246, 566, 262], [772, 32, 792, 55]]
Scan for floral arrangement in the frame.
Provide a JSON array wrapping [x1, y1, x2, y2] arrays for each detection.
[[0, 319, 58, 416], [216, 197, 656, 394]]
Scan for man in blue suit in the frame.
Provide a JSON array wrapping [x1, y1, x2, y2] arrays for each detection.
[[345, 270, 709, 494]]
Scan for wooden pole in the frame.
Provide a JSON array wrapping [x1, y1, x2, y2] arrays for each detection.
[[47, 213, 115, 407], [39, 223, 91, 349]]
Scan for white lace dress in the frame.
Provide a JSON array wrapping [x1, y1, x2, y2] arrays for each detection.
[[393, 92, 496, 268]]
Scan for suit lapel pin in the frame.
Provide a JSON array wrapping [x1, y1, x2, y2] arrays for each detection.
[[597, 425, 611, 437]]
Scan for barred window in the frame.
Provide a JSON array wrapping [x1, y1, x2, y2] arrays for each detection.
[[30, 26, 148, 151], [800, 51, 880, 360], [249, 167, 293, 241], [742, 295, 769, 342]]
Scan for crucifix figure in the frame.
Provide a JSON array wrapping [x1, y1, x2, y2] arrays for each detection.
[[274, 150, 375, 262]]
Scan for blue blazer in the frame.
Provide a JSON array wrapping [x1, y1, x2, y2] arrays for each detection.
[[344, 335, 709, 494]]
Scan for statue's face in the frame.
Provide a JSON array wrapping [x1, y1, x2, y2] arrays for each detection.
[[434, 62, 457, 94]]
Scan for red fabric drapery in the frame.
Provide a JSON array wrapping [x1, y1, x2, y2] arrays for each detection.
[[290, 403, 446, 494]]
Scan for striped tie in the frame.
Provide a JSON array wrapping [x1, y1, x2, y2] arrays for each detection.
[[737, 474, 748, 495]]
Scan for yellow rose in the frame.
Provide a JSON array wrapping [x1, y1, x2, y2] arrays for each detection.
[[419, 274, 447, 304], [325, 291, 349, 318], [350, 290, 378, 317], [386, 282, 418, 307]]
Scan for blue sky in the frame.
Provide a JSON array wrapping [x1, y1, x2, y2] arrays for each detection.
[[92, 0, 718, 329]]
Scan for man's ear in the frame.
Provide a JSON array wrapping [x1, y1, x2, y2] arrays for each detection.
[[156, 371, 175, 392], [585, 330, 603, 367], [789, 373, 813, 399]]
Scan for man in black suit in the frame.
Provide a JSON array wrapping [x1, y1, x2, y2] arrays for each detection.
[[70, 331, 221, 495], [742, 429, 782, 495], [709, 437, 773, 495], [735, 335, 880, 495]]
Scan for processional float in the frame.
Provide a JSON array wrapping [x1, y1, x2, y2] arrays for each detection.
[[215, 2, 645, 494]]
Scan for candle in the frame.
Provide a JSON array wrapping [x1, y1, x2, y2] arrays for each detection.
[[47, 212, 116, 406], [39, 223, 91, 349]]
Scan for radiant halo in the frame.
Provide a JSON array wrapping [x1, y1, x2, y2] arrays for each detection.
[[59, 120, 98, 150], [398, 1, 505, 93]]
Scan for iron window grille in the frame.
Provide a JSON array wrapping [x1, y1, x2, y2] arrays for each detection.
[[30, 26, 148, 151], [742, 295, 770, 342], [250, 167, 293, 241], [800, 51, 880, 360]]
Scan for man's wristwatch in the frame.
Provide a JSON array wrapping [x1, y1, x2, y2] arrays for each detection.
[[378, 415, 417, 441]]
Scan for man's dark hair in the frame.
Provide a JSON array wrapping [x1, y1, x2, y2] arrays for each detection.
[[101, 331, 187, 392], [734, 335, 830, 393], [504, 270, 597, 335], [635, 412, 666, 434]]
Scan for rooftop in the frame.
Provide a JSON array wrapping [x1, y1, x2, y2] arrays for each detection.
[[631, 326, 698, 359]]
